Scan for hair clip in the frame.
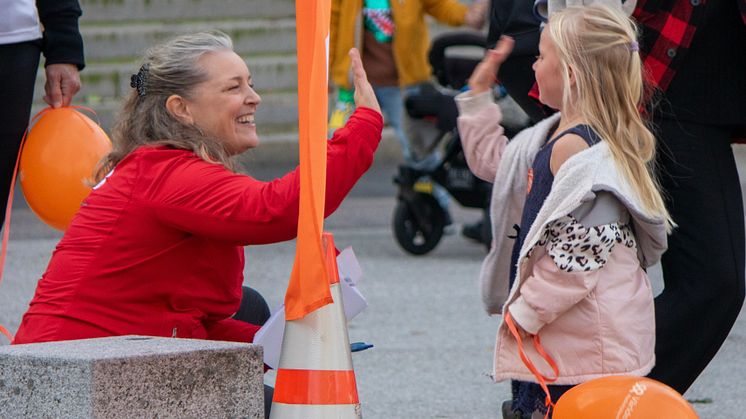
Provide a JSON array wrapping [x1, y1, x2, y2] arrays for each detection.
[[130, 64, 150, 97], [629, 41, 640, 52]]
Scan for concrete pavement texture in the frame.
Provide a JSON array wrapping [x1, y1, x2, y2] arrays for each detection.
[[1, 146, 745, 418]]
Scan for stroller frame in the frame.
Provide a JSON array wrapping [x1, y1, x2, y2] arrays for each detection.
[[391, 31, 493, 255]]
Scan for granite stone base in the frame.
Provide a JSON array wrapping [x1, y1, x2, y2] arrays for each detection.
[[0, 335, 263, 418]]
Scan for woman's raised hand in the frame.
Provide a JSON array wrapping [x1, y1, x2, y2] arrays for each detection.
[[467, 36, 515, 94], [349, 48, 381, 114]]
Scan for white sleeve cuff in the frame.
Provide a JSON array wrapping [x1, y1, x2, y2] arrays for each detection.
[[508, 296, 546, 335], [455, 90, 496, 116]]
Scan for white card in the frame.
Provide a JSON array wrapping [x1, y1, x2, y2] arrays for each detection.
[[253, 248, 368, 369]]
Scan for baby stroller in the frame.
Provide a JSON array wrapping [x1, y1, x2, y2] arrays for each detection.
[[392, 31, 530, 256]]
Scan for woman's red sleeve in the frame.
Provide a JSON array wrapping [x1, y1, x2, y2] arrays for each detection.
[[146, 108, 382, 245]]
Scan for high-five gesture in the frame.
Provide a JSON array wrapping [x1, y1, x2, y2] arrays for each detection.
[[348, 48, 381, 114], [467, 36, 515, 94]]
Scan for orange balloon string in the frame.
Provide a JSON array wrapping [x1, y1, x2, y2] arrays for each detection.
[[504, 311, 559, 419], [0, 325, 12, 342], [0, 106, 94, 343], [67, 105, 100, 123]]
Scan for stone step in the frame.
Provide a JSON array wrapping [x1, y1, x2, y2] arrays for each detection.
[[26, 96, 400, 165], [80, 18, 297, 61], [37, 0, 473, 161], [33, 90, 301, 134], [35, 55, 298, 103], [237, 126, 404, 166], [80, 0, 295, 23]]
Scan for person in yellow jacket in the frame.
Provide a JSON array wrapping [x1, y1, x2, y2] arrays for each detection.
[[329, 0, 487, 221]]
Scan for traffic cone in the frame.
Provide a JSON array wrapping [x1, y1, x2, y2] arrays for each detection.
[[270, 233, 361, 418]]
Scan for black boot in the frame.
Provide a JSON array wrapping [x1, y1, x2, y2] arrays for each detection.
[[461, 219, 483, 242], [502, 400, 533, 419]]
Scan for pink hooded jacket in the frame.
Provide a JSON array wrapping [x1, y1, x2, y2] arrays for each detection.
[[456, 91, 668, 384]]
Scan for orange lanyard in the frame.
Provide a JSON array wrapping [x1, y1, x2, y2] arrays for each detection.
[[504, 311, 560, 418]]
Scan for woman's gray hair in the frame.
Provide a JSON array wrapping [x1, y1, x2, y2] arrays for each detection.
[[94, 31, 237, 182]]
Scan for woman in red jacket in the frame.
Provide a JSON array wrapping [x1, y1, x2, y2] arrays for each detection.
[[13, 31, 382, 347]]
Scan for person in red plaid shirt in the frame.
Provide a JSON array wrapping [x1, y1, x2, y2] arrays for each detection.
[[635, 0, 746, 394], [488, 0, 746, 400]]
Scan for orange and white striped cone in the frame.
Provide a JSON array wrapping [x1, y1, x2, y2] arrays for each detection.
[[270, 233, 361, 418]]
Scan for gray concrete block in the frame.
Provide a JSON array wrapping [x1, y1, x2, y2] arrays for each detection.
[[0, 335, 263, 419], [80, 0, 295, 22], [80, 19, 298, 61]]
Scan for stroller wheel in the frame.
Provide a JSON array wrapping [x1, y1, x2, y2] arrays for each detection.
[[392, 193, 445, 255]]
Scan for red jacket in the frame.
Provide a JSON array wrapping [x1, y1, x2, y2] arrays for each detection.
[[13, 108, 382, 345]]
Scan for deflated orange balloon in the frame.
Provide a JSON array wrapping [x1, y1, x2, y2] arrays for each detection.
[[19, 108, 111, 231], [554, 376, 698, 419]]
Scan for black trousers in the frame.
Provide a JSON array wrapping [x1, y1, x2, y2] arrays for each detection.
[[648, 118, 746, 393], [0, 41, 41, 229], [233, 286, 273, 419]]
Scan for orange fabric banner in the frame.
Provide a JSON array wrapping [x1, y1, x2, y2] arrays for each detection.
[[284, 0, 333, 320]]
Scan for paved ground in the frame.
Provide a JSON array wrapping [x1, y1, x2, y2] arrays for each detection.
[[1, 144, 745, 418]]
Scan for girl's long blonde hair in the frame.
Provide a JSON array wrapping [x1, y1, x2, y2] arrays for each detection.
[[548, 5, 674, 230], [93, 31, 236, 183]]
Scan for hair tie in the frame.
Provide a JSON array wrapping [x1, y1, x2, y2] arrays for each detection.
[[130, 64, 150, 97], [629, 41, 639, 52]]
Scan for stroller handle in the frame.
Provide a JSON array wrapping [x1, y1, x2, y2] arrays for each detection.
[[428, 31, 488, 90]]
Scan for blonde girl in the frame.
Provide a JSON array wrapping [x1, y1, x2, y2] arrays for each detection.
[[455, 5, 672, 417]]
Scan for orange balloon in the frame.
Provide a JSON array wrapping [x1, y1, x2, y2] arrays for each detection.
[[554, 376, 698, 419], [19, 108, 111, 231]]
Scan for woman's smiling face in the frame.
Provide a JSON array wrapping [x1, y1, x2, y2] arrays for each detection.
[[185, 50, 262, 155]]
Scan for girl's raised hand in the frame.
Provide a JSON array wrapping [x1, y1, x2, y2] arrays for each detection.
[[349, 48, 382, 114], [467, 36, 515, 94]]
